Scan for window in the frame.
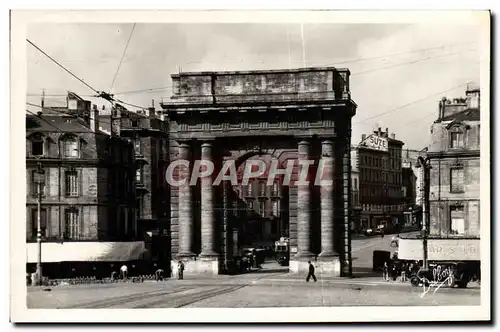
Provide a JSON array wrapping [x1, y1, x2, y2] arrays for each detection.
[[136, 167, 142, 182], [131, 119, 139, 128], [450, 167, 465, 193], [30, 134, 44, 156], [353, 178, 358, 190], [450, 205, 465, 235], [65, 170, 79, 197], [31, 170, 45, 197], [272, 200, 280, 217], [260, 201, 266, 217], [247, 200, 254, 210], [134, 139, 141, 154], [64, 208, 80, 239], [63, 136, 79, 158], [450, 129, 464, 148], [136, 196, 143, 219], [31, 208, 47, 239]]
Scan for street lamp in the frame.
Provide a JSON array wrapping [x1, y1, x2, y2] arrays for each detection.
[[33, 162, 45, 286], [416, 156, 431, 271]]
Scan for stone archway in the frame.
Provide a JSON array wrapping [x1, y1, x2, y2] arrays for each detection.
[[162, 67, 356, 278]]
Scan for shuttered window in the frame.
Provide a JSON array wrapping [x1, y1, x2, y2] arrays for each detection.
[[450, 167, 465, 193]]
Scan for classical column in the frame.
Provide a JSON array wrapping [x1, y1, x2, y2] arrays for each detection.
[[177, 143, 195, 257], [200, 142, 217, 258], [295, 140, 314, 258], [318, 140, 338, 258]]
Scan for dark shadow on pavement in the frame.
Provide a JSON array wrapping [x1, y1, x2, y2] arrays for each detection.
[[352, 266, 381, 278], [248, 268, 289, 274]]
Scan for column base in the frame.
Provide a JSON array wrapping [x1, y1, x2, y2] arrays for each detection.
[[171, 257, 220, 278], [293, 251, 315, 261], [318, 251, 338, 259], [199, 251, 219, 259], [289, 256, 341, 277]]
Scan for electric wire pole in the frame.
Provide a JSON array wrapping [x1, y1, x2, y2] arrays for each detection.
[[35, 162, 45, 285]]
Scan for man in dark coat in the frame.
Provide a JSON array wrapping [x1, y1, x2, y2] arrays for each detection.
[[306, 261, 317, 282], [177, 261, 185, 280]]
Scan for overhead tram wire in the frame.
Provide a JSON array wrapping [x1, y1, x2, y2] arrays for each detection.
[[315, 40, 477, 67], [27, 39, 99, 95], [115, 44, 477, 97], [109, 23, 137, 94], [27, 37, 149, 111], [352, 81, 473, 125], [27, 41, 477, 98], [350, 48, 477, 77]]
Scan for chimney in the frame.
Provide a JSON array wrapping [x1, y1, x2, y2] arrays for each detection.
[[361, 134, 366, 141], [147, 107, 156, 118], [385, 128, 389, 137], [90, 104, 99, 132], [390, 133, 396, 139], [378, 127, 382, 136], [111, 107, 121, 137]]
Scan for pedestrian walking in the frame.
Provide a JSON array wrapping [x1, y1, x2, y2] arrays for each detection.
[[382, 261, 389, 282], [155, 268, 164, 281], [400, 263, 407, 283], [306, 261, 317, 282], [177, 261, 185, 280], [120, 264, 128, 280]]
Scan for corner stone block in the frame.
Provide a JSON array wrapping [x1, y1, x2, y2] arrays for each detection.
[[289, 257, 341, 277], [170, 258, 220, 278]]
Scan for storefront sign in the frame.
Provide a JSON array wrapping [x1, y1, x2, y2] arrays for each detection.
[[362, 134, 388, 152], [398, 238, 480, 261]]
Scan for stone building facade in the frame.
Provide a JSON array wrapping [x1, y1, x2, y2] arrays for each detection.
[[98, 103, 171, 263], [355, 128, 405, 230], [427, 87, 481, 238], [161, 67, 357, 277], [26, 92, 139, 274]]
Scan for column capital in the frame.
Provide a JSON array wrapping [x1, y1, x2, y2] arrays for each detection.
[[201, 141, 213, 148]]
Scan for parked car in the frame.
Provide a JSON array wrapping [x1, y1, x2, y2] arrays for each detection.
[[390, 235, 399, 248], [364, 228, 374, 236], [375, 224, 385, 235]]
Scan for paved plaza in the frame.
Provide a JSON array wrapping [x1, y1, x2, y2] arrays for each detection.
[[27, 233, 480, 309]]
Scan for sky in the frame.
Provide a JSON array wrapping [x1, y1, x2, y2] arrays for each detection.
[[26, 23, 481, 149]]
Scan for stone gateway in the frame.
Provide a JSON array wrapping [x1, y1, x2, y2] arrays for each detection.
[[160, 67, 357, 278]]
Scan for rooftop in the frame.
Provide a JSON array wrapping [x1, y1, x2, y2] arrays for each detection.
[[171, 66, 350, 77]]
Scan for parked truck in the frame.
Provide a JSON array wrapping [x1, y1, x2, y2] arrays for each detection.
[[396, 233, 480, 288]]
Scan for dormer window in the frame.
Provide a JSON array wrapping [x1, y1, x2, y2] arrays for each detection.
[[30, 134, 44, 156], [63, 136, 79, 158], [449, 127, 465, 149]]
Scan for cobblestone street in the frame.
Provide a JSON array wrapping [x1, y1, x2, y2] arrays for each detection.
[[27, 272, 480, 309]]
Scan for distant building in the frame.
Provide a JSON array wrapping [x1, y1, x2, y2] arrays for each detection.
[[426, 87, 480, 237], [401, 149, 422, 226], [26, 92, 139, 276], [98, 102, 171, 263], [354, 127, 405, 230], [350, 149, 361, 231]]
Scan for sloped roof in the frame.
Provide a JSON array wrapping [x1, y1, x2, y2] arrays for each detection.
[[439, 108, 480, 122], [26, 114, 93, 133]]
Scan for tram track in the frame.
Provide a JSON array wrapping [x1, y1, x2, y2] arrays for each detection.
[[65, 286, 192, 309]]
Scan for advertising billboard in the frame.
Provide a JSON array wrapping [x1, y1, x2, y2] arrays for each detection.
[[398, 238, 480, 261], [362, 134, 389, 152]]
